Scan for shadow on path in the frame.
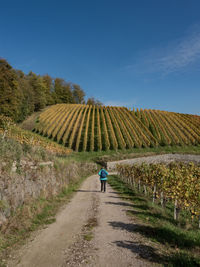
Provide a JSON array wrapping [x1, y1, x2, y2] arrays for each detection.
[[113, 240, 164, 264], [105, 200, 149, 211], [75, 190, 101, 193], [105, 201, 134, 208], [108, 221, 200, 249]]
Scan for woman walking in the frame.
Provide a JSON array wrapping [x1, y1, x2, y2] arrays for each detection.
[[98, 168, 108, 192]]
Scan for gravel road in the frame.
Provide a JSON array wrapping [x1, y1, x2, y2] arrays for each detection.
[[7, 174, 161, 267], [107, 153, 200, 170]]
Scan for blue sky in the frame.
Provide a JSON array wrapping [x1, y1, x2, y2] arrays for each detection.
[[1, 0, 200, 115]]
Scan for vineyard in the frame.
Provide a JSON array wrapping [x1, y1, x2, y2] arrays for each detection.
[[34, 104, 200, 152], [0, 115, 71, 155], [116, 162, 200, 227]]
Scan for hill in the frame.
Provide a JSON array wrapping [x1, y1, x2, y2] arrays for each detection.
[[33, 104, 200, 152]]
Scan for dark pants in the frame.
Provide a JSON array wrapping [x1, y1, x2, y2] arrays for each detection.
[[101, 180, 106, 192]]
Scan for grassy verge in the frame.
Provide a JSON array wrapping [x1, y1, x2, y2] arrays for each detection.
[[0, 174, 89, 267], [108, 175, 200, 267], [65, 145, 200, 164]]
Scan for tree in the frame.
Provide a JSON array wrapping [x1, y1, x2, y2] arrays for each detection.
[[0, 59, 23, 121], [15, 69, 35, 121], [72, 84, 85, 104], [54, 78, 73, 104], [0, 58, 87, 122], [62, 83, 74, 103], [42, 75, 55, 105], [87, 97, 103, 106], [28, 72, 46, 111]]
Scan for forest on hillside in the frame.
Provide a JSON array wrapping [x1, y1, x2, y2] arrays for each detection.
[[0, 58, 102, 122]]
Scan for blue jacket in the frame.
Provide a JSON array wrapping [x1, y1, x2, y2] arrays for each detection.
[[98, 169, 108, 181]]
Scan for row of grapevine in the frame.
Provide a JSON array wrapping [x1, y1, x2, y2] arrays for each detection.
[[164, 111, 191, 145], [135, 109, 200, 147], [68, 106, 85, 148], [58, 105, 81, 143], [83, 106, 92, 151], [143, 109, 161, 141], [183, 113, 200, 131], [174, 113, 200, 144], [35, 104, 65, 134], [34, 104, 200, 152], [108, 107, 126, 149], [112, 108, 134, 149], [181, 114, 200, 135], [45, 106, 67, 137], [131, 109, 158, 147], [104, 107, 118, 150], [75, 106, 88, 151], [168, 112, 194, 145], [100, 106, 110, 150], [96, 107, 102, 150], [154, 111, 180, 145], [158, 111, 184, 145], [140, 108, 150, 128], [118, 108, 142, 147], [128, 109, 152, 147], [90, 106, 95, 151], [150, 110, 172, 145], [51, 105, 75, 139], [117, 162, 200, 226]]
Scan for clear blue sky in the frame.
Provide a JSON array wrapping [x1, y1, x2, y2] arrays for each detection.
[[1, 0, 200, 115]]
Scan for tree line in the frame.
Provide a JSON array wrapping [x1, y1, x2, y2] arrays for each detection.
[[0, 58, 102, 122]]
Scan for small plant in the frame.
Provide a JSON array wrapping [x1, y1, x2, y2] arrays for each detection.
[[83, 232, 93, 241], [0, 200, 9, 212]]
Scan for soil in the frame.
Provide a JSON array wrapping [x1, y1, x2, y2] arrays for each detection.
[[6, 174, 162, 267]]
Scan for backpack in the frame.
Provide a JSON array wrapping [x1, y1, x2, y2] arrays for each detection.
[[100, 170, 107, 178]]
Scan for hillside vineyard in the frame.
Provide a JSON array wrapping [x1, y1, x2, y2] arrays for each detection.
[[34, 104, 200, 151]]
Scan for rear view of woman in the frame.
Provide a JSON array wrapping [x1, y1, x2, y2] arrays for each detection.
[[98, 168, 108, 192]]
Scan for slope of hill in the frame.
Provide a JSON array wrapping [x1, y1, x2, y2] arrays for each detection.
[[32, 104, 200, 152], [0, 115, 72, 156]]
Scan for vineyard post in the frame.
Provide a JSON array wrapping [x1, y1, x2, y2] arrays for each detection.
[[138, 179, 141, 192], [131, 176, 134, 189], [174, 199, 180, 220], [160, 191, 165, 208], [131, 169, 135, 189], [160, 177, 165, 208], [127, 172, 130, 184], [133, 176, 136, 189], [131, 171, 134, 189], [128, 170, 132, 185], [153, 184, 157, 203], [143, 185, 147, 195]]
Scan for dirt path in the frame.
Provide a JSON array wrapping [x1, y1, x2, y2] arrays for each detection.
[[7, 175, 161, 267]]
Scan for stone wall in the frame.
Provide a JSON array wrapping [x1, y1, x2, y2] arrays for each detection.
[[106, 153, 200, 171], [0, 160, 97, 227]]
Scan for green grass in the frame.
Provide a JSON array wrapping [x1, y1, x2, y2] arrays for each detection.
[[108, 174, 200, 267], [83, 232, 93, 241]]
